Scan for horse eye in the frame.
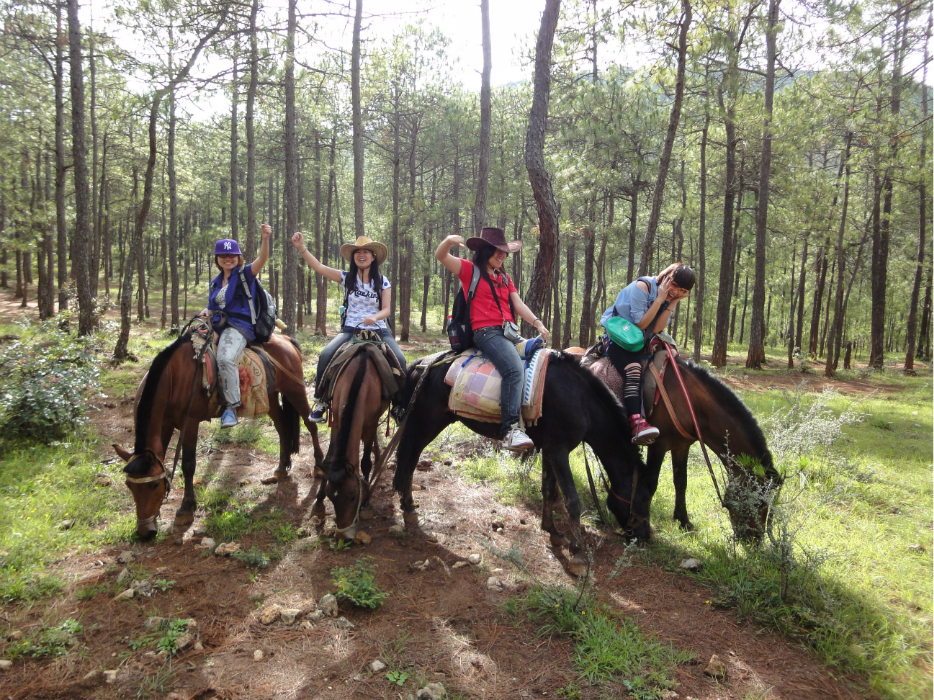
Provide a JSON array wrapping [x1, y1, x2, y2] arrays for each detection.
[[149, 483, 160, 492]]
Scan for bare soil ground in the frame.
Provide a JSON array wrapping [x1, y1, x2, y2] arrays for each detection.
[[0, 290, 894, 700]]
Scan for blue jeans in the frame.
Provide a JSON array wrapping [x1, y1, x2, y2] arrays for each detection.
[[474, 325, 524, 436], [314, 326, 406, 398], [217, 327, 247, 408]]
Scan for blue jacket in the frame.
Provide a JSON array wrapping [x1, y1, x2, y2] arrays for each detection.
[[600, 276, 664, 328], [208, 265, 257, 343]]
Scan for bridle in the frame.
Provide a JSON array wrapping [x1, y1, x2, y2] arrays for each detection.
[[333, 468, 367, 540]]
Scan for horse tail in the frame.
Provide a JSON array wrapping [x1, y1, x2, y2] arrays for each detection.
[[329, 355, 369, 486], [281, 395, 301, 456]]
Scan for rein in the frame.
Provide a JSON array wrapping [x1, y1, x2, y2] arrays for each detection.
[[251, 346, 307, 388], [651, 342, 725, 507]]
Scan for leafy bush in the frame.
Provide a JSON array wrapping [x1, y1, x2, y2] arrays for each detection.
[[0, 323, 100, 441], [330, 556, 388, 609], [231, 546, 271, 569], [7, 619, 83, 659]]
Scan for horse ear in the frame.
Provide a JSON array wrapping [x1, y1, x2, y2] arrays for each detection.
[[113, 444, 133, 462]]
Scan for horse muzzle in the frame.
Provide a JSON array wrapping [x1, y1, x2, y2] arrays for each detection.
[[136, 514, 159, 539]]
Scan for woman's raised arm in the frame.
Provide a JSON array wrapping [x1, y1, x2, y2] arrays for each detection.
[[434, 234, 465, 276], [291, 232, 343, 283]]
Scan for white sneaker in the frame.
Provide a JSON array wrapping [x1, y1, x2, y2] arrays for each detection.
[[502, 427, 534, 452]]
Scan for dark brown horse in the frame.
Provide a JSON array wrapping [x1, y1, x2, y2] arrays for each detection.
[[587, 353, 782, 539], [311, 351, 389, 540], [391, 352, 648, 576], [114, 331, 323, 539]]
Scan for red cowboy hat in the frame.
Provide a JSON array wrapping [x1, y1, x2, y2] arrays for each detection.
[[464, 227, 522, 254]]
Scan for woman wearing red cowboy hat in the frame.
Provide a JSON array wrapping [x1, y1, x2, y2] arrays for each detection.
[[291, 232, 406, 422], [200, 223, 272, 428], [435, 227, 550, 452]]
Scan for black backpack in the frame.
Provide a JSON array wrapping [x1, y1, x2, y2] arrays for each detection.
[[239, 269, 278, 343], [448, 265, 481, 352]]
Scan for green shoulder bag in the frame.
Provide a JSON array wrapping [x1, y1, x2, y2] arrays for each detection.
[[605, 316, 645, 352]]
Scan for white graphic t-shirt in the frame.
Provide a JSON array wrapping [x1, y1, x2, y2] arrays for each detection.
[[339, 271, 391, 329]]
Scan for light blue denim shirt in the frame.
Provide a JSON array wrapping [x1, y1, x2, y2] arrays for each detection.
[[600, 276, 660, 327]]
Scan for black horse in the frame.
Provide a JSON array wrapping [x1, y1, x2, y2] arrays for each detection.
[[391, 352, 649, 575]]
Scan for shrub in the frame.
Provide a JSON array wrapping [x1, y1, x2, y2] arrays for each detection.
[[330, 556, 388, 609], [0, 323, 100, 442]]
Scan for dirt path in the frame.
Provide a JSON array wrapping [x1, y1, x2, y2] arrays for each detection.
[[0, 292, 887, 699]]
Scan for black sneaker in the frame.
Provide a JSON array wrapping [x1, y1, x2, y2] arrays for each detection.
[[309, 401, 327, 423]]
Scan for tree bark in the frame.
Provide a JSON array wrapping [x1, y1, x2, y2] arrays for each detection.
[[55, 4, 67, 313], [351, 0, 365, 238], [473, 0, 492, 235], [230, 35, 239, 242], [89, 26, 100, 299], [245, 0, 259, 261], [638, 0, 692, 276], [523, 0, 562, 331], [281, 0, 298, 334], [578, 224, 595, 346], [68, 0, 94, 334], [692, 113, 709, 362], [825, 131, 853, 376], [563, 236, 575, 348], [168, 84, 180, 328], [710, 80, 738, 367], [745, 0, 780, 369]]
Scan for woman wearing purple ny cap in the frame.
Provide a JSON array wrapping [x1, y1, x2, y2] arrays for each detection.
[[200, 223, 272, 428]]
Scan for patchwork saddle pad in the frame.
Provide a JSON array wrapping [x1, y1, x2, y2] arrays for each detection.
[[202, 347, 270, 419], [443, 348, 551, 425]]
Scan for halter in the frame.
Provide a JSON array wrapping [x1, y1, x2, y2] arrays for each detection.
[[124, 449, 173, 504], [333, 468, 366, 539]]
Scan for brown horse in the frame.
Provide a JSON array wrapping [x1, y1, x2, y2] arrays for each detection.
[[114, 331, 323, 539], [311, 351, 389, 540], [586, 353, 782, 540]]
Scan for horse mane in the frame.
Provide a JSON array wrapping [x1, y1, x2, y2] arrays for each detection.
[[680, 359, 778, 479], [328, 355, 369, 486], [126, 334, 191, 474]]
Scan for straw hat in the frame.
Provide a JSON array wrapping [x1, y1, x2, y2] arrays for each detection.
[[465, 227, 522, 254], [339, 236, 389, 265]]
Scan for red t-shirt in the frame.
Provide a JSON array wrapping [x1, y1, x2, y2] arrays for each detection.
[[457, 259, 517, 331]]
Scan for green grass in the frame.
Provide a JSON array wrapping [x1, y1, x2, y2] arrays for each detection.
[[507, 584, 693, 696]]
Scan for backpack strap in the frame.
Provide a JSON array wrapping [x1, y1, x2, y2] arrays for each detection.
[[484, 271, 516, 324], [239, 268, 257, 325], [467, 264, 481, 301]]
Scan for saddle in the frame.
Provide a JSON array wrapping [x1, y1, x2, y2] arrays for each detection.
[[193, 332, 273, 419], [584, 339, 674, 420], [318, 332, 405, 405], [442, 343, 551, 425]]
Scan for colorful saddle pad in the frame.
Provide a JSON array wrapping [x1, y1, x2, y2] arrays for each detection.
[[202, 347, 270, 419], [443, 348, 551, 425]]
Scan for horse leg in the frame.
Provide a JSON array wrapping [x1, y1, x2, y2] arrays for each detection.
[[545, 446, 588, 577], [174, 423, 200, 529], [267, 396, 292, 480], [540, 460, 570, 548], [302, 416, 324, 476], [669, 444, 694, 530], [392, 414, 451, 527], [311, 441, 334, 521]]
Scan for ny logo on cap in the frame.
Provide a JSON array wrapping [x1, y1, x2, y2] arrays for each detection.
[[224, 241, 232, 250]]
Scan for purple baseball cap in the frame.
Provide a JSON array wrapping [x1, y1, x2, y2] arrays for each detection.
[[214, 239, 242, 255]]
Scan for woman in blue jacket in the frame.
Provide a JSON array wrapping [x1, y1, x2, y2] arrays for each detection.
[[601, 262, 694, 444], [201, 223, 272, 428]]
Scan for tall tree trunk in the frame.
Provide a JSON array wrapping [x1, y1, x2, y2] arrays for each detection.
[[160, 162, 168, 329], [351, 0, 364, 238], [711, 80, 738, 367], [693, 113, 709, 362], [168, 86, 180, 328], [745, 0, 780, 369], [473, 0, 491, 234], [230, 36, 239, 242], [68, 0, 94, 334], [281, 0, 298, 333], [792, 236, 808, 364], [626, 190, 638, 282], [390, 85, 401, 330], [825, 131, 853, 376], [523, 0, 561, 331], [563, 237, 575, 348], [245, 0, 259, 261], [55, 4, 67, 313], [638, 0, 692, 276], [869, 2, 908, 369], [89, 26, 100, 298], [113, 9, 227, 359], [578, 224, 595, 345]]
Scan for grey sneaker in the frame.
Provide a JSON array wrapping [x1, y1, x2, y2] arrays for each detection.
[[502, 427, 534, 452]]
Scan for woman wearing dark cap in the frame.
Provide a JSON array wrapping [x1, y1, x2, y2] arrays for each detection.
[[290, 232, 406, 422], [435, 228, 550, 452], [200, 222, 272, 428], [600, 262, 695, 444]]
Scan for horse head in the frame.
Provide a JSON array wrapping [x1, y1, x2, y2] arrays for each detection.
[[723, 449, 781, 542], [602, 461, 653, 542], [325, 461, 365, 541], [115, 444, 169, 540]]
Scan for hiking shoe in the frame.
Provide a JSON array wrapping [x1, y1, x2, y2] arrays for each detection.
[[502, 427, 534, 452], [309, 400, 327, 423], [629, 415, 659, 445], [220, 408, 238, 428]]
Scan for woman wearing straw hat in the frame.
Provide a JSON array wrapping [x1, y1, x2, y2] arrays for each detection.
[[291, 232, 405, 422], [435, 227, 550, 452], [200, 223, 272, 428]]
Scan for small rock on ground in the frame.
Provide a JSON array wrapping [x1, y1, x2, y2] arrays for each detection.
[[254, 650, 264, 662], [318, 593, 338, 617], [259, 605, 281, 625], [117, 551, 134, 564], [679, 558, 701, 571], [417, 682, 447, 699], [486, 577, 503, 591], [280, 609, 300, 624], [703, 654, 727, 679], [369, 660, 386, 672], [0, 660, 11, 671]]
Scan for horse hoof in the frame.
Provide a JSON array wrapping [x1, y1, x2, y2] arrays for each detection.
[[260, 475, 280, 485], [568, 556, 588, 578], [402, 511, 419, 526], [311, 504, 327, 520], [173, 513, 194, 528]]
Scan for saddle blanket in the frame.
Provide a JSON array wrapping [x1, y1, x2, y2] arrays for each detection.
[[587, 345, 671, 419], [443, 348, 551, 425], [202, 347, 270, 419]]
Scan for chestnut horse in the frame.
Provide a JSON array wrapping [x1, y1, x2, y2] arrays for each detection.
[[586, 353, 782, 540], [114, 331, 323, 539], [390, 352, 648, 576], [310, 351, 389, 540]]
